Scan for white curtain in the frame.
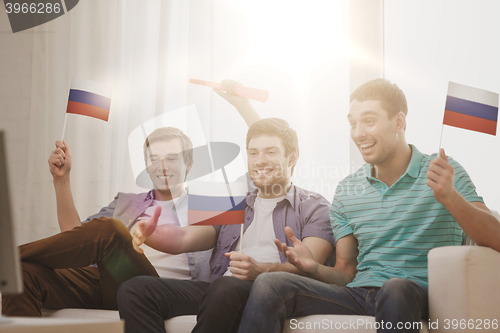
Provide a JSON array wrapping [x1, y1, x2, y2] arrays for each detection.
[[21, 0, 214, 242], [18, 0, 352, 243]]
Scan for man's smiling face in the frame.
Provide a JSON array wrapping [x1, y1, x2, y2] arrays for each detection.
[[348, 99, 400, 167], [247, 134, 293, 198], [146, 138, 191, 200]]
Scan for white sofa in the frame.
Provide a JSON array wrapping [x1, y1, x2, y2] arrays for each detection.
[[39, 210, 500, 332], [41, 245, 500, 333]]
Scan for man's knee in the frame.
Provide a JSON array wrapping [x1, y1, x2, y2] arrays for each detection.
[[20, 261, 50, 289], [378, 278, 421, 304], [117, 276, 154, 306], [208, 277, 250, 296], [84, 217, 130, 241], [251, 272, 291, 299], [2, 262, 48, 316], [203, 277, 251, 307]]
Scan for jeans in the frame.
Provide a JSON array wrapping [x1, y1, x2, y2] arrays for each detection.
[[238, 272, 428, 333], [118, 276, 253, 333], [192, 276, 253, 333], [2, 217, 158, 316], [117, 276, 210, 333]]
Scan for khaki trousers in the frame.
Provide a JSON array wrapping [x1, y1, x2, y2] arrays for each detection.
[[2, 217, 158, 316]]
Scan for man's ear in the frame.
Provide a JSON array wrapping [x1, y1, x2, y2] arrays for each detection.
[[395, 111, 406, 132], [288, 152, 298, 168], [184, 162, 193, 180]]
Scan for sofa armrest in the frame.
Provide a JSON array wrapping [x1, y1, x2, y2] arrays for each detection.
[[428, 246, 500, 332]]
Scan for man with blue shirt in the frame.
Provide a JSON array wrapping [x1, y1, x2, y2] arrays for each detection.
[[236, 78, 500, 333]]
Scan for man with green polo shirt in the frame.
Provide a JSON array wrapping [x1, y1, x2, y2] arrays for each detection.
[[236, 78, 500, 333]]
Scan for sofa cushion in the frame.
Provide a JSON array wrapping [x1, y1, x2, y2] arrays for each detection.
[[42, 309, 428, 332], [42, 309, 198, 332]]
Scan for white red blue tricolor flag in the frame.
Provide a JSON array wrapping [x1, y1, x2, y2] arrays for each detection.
[[444, 82, 498, 136], [188, 180, 247, 225], [66, 78, 112, 122]]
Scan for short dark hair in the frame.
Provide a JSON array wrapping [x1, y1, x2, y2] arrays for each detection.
[[246, 118, 299, 174], [143, 127, 193, 166], [350, 78, 408, 118]]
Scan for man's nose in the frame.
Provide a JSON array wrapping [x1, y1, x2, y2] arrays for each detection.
[[161, 159, 168, 173], [352, 124, 366, 140], [252, 153, 268, 166]]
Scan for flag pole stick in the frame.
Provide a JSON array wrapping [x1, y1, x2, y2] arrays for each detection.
[[438, 124, 444, 153], [220, 166, 243, 253], [240, 224, 243, 253], [206, 141, 216, 178], [61, 113, 68, 142]]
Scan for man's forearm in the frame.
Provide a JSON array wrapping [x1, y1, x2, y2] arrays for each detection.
[[308, 264, 355, 286], [144, 225, 216, 254], [263, 261, 354, 285], [261, 262, 305, 276], [235, 101, 260, 127], [53, 178, 81, 232], [443, 190, 500, 251]]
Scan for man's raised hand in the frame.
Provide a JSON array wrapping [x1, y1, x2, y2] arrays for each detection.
[[212, 79, 251, 109], [132, 205, 161, 254], [426, 148, 458, 206], [274, 226, 319, 276], [48, 140, 72, 180], [212, 79, 260, 127]]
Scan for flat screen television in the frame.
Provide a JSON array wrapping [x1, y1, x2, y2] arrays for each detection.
[[0, 131, 23, 323]]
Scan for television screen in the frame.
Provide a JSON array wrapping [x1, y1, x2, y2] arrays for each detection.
[[0, 131, 23, 299]]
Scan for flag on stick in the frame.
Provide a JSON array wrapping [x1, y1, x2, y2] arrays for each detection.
[[188, 180, 246, 226], [66, 78, 112, 122], [443, 82, 498, 136]]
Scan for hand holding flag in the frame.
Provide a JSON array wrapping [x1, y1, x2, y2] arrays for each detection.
[[133, 205, 161, 254], [426, 148, 457, 205], [48, 140, 71, 180], [224, 251, 264, 281]]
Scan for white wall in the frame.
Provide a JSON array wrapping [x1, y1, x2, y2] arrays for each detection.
[[207, 0, 351, 201], [384, 0, 500, 208]]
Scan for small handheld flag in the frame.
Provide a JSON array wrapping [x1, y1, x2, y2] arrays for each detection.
[[443, 82, 498, 136], [62, 78, 112, 140], [188, 180, 247, 226]]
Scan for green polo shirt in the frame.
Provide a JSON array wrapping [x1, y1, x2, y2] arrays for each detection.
[[331, 145, 483, 288]]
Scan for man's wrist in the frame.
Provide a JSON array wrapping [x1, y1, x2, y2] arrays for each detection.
[[305, 262, 320, 279], [53, 176, 70, 187], [258, 262, 273, 273], [439, 188, 461, 208]]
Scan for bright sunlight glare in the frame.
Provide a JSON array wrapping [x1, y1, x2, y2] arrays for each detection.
[[227, 0, 350, 93]]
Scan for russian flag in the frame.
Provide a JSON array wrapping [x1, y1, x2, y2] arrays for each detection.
[[66, 78, 112, 122], [443, 82, 498, 136], [188, 180, 247, 226]]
